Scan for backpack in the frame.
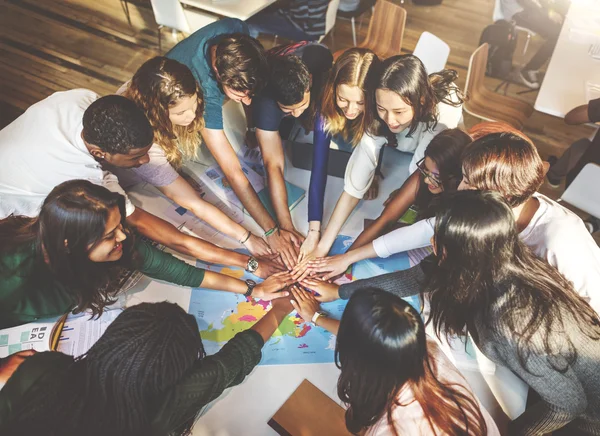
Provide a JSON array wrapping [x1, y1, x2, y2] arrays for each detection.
[[479, 20, 517, 79]]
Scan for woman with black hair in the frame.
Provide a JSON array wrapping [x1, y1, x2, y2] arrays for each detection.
[[304, 190, 600, 435], [0, 180, 294, 329], [0, 299, 293, 435], [289, 287, 498, 435], [308, 128, 471, 279], [304, 54, 464, 260]]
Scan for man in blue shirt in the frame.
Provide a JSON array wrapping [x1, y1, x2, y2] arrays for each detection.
[[250, 42, 332, 266], [167, 19, 301, 267]]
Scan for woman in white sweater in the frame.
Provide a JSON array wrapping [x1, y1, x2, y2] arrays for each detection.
[[307, 55, 464, 261]]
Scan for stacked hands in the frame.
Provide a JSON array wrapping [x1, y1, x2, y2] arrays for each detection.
[[252, 234, 347, 322]]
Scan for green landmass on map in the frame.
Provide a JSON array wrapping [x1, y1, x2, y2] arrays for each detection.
[[200, 300, 311, 344]]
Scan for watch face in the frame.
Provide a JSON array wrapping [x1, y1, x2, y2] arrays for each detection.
[[247, 257, 259, 272], [245, 279, 257, 287]]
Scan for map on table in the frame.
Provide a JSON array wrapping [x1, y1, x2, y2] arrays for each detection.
[[188, 235, 430, 365]]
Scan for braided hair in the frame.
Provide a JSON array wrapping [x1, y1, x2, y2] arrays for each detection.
[[2, 302, 204, 436]]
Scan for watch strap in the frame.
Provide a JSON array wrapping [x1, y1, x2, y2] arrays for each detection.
[[311, 311, 324, 326]]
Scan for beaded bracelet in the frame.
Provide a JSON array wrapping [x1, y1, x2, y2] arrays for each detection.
[[239, 230, 251, 244]]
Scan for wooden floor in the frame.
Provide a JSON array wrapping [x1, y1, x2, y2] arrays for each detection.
[[0, 0, 597, 203]]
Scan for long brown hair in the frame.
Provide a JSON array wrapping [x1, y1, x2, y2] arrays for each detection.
[[336, 288, 487, 436], [0, 180, 137, 317], [369, 54, 464, 137], [320, 48, 380, 147], [123, 56, 205, 168], [426, 191, 600, 370], [461, 131, 543, 207]]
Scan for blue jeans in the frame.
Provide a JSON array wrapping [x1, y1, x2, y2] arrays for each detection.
[[247, 10, 318, 41]]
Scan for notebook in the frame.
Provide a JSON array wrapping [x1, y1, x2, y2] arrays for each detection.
[[268, 379, 351, 436]]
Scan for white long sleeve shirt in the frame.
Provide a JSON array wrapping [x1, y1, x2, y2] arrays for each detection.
[[343, 95, 463, 199], [372, 193, 600, 313]]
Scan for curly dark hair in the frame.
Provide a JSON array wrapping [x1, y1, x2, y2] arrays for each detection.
[[82, 95, 154, 154], [214, 33, 267, 97], [268, 55, 310, 106]]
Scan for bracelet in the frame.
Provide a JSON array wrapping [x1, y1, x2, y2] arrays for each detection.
[[264, 226, 278, 238], [309, 229, 321, 233], [239, 230, 251, 244], [311, 311, 325, 326]]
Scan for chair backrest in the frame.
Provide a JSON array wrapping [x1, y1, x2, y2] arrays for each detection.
[[465, 43, 488, 99], [149, 0, 190, 33], [493, 0, 505, 22], [325, 0, 341, 36], [561, 163, 600, 219], [359, 0, 406, 59], [413, 31, 450, 73]]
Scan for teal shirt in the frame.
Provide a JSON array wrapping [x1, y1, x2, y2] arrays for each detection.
[[0, 330, 264, 434], [166, 18, 249, 130], [0, 239, 205, 329]]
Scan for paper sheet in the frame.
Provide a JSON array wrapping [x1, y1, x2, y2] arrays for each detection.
[[56, 309, 122, 358]]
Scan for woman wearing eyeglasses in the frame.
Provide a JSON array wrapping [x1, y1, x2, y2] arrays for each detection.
[[306, 129, 471, 280]]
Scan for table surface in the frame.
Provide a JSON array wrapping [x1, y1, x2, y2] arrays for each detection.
[[535, 1, 600, 118], [123, 101, 527, 435], [178, 0, 278, 21]]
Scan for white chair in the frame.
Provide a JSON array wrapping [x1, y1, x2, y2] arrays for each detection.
[[493, 0, 537, 56], [560, 163, 600, 232], [413, 31, 450, 73], [319, 0, 341, 43], [149, 0, 217, 53]]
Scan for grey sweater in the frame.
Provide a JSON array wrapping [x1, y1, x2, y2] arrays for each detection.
[[339, 259, 600, 435]]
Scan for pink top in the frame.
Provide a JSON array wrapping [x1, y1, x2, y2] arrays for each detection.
[[366, 339, 500, 436]]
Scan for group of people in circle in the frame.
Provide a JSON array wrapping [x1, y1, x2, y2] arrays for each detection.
[[0, 17, 599, 436]]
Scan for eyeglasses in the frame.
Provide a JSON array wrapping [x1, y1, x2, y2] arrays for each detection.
[[416, 158, 442, 187]]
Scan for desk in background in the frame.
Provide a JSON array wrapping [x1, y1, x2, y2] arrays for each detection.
[[535, 0, 600, 117], [179, 0, 278, 21]]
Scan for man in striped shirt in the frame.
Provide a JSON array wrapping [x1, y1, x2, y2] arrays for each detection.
[[247, 0, 330, 42]]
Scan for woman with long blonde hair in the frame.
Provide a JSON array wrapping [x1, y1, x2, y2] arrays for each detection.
[[299, 48, 382, 261], [114, 57, 271, 258]]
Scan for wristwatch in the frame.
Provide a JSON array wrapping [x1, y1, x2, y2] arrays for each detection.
[[246, 256, 259, 273], [244, 279, 257, 297], [311, 311, 327, 326]]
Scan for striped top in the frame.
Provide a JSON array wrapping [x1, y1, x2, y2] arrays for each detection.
[[279, 0, 330, 37]]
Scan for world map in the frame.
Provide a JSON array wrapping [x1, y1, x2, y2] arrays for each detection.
[[188, 235, 427, 365]]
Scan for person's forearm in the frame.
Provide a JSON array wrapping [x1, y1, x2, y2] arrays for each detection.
[[200, 271, 248, 294], [318, 192, 360, 254], [251, 307, 290, 342], [339, 262, 426, 300], [127, 208, 250, 268], [224, 167, 277, 232], [266, 165, 294, 230], [344, 243, 378, 265], [202, 128, 277, 232], [315, 316, 339, 335], [188, 200, 248, 242]]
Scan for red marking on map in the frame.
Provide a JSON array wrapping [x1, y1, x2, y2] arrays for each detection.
[[238, 315, 258, 322], [298, 343, 308, 348], [297, 324, 311, 337]]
